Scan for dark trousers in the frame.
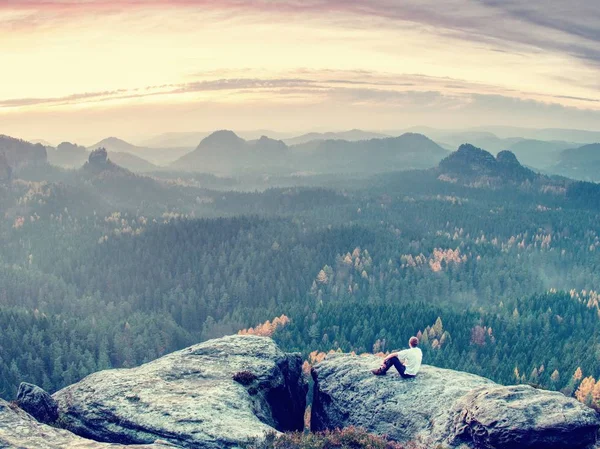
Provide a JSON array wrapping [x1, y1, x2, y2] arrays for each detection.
[[382, 356, 415, 378]]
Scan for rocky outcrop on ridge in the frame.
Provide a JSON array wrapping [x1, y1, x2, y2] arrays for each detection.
[[53, 335, 307, 449], [0, 398, 174, 449], [311, 353, 600, 449], [0, 135, 47, 169], [438, 144, 536, 186]]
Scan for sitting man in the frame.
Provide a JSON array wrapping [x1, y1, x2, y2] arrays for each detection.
[[372, 336, 422, 378]]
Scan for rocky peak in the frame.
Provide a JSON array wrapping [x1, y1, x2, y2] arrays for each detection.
[[438, 144, 536, 185], [251, 136, 288, 153], [311, 353, 599, 449], [199, 130, 245, 149], [83, 147, 125, 175], [439, 143, 498, 175], [496, 149, 520, 165], [89, 147, 109, 165]]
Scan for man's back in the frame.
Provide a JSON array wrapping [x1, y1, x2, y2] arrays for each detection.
[[397, 347, 423, 376]]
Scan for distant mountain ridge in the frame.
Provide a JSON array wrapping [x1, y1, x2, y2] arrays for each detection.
[[551, 143, 600, 182], [88, 137, 190, 165], [46, 142, 87, 168], [46, 140, 158, 172], [173, 130, 447, 174], [139, 132, 210, 149], [284, 129, 390, 145], [172, 130, 288, 172], [301, 132, 448, 172], [559, 143, 600, 164]]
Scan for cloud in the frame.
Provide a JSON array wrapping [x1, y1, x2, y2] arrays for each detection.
[[2, 1, 598, 64], [2, 69, 598, 114], [0, 89, 128, 107], [0, 71, 527, 110], [552, 95, 599, 103], [0, 78, 321, 109]]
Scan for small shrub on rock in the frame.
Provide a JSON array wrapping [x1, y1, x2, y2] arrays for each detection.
[[233, 370, 258, 386], [244, 427, 407, 449]]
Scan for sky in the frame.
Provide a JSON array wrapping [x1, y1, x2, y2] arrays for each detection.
[[1, 0, 599, 145]]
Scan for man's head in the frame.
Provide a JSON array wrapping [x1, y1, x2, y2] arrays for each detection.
[[409, 336, 419, 348]]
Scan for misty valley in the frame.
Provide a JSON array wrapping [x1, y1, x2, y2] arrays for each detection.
[[2, 129, 600, 408]]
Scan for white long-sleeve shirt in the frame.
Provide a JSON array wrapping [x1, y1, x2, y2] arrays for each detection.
[[397, 347, 423, 375]]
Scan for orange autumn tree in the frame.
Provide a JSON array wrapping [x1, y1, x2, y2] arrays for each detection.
[[238, 315, 290, 337], [575, 376, 600, 410]]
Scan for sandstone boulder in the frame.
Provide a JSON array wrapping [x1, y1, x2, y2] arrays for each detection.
[[446, 384, 600, 448], [0, 398, 175, 449], [16, 382, 59, 424], [53, 335, 307, 449], [311, 353, 599, 449]]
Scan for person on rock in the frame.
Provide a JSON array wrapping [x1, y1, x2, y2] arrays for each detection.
[[371, 336, 422, 378]]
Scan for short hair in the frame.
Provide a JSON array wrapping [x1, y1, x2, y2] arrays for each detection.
[[409, 337, 419, 347]]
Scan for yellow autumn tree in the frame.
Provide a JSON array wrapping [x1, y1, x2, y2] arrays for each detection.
[[238, 314, 290, 337]]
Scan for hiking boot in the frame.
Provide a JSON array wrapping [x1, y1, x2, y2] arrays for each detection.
[[371, 366, 386, 376]]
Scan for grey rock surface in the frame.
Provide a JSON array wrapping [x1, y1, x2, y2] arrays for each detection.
[[311, 353, 600, 449], [445, 385, 599, 449], [16, 382, 59, 424], [0, 398, 175, 449], [53, 335, 307, 449]]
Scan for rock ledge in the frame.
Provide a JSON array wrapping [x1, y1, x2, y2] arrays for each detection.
[[53, 335, 307, 449], [311, 353, 599, 449]]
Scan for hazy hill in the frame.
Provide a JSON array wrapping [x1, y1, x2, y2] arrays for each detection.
[[551, 143, 600, 181], [141, 130, 291, 148], [140, 132, 211, 149], [173, 131, 446, 174], [504, 139, 574, 169], [47, 142, 88, 168], [398, 128, 522, 153], [303, 133, 448, 173], [284, 129, 389, 145], [520, 128, 600, 143], [172, 130, 289, 173], [88, 137, 189, 165], [107, 152, 158, 173], [74, 148, 197, 213], [421, 126, 600, 145], [0, 135, 47, 168], [0, 152, 11, 182], [396, 127, 586, 169]]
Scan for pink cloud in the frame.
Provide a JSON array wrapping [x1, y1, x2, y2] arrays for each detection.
[[2, 0, 598, 64]]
